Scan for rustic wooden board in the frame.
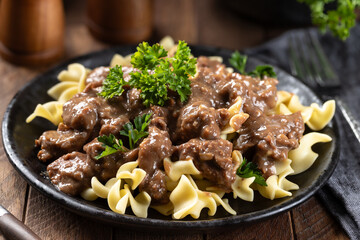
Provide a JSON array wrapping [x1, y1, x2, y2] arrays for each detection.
[[206, 212, 293, 240], [113, 230, 203, 240], [24, 188, 112, 240], [291, 197, 349, 240], [0, 58, 40, 240]]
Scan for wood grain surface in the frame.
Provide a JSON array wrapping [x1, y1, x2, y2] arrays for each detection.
[[0, 0, 349, 239]]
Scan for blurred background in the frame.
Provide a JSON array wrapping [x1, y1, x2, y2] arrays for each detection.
[[0, 0, 320, 66], [1, 0, 358, 66], [65, 0, 312, 54]]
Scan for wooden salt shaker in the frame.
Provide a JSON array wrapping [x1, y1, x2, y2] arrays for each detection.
[[0, 0, 65, 66], [86, 0, 153, 44]]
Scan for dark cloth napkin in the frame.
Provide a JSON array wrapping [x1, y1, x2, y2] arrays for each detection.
[[244, 25, 360, 239]]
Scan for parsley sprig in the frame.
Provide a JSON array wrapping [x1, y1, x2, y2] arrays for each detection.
[[95, 134, 125, 160], [99, 41, 196, 106], [248, 65, 277, 79], [229, 51, 277, 79], [236, 158, 267, 186], [119, 113, 152, 150], [298, 0, 360, 41], [131, 42, 167, 70], [95, 113, 152, 159], [98, 65, 126, 99], [229, 52, 247, 75], [168, 41, 196, 102]]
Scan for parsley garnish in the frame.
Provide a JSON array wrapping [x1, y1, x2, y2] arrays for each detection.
[[236, 158, 267, 186], [168, 41, 196, 102], [298, 0, 360, 41], [120, 113, 152, 150], [229, 51, 247, 75], [98, 65, 127, 99], [95, 134, 125, 160], [99, 41, 196, 107], [229, 51, 277, 79], [131, 42, 167, 70], [95, 113, 152, 159], [248, 65, 277, 79], [129, 70, 169, 107]]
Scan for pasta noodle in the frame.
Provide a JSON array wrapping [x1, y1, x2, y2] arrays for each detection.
[[81, 161, 150, 218], [256, 159, 299, 200], [107, 181, 151, 218], [115, 160, 147, 190], [276, 91, 335, 130], [163, 157, 201, 181], [81, 177, 118, 200], [232, 176, 255, 202], [159, 36, 175, 51], [169, 175, 236, 219], [231, 151, 255, 202], [26, 63, 89, 125], [289, 132, 332, 175], [26, 101, 64, 125], [110, 54, 132, 67], [56, 63, 89, 93], [221, 97, 249, 138]]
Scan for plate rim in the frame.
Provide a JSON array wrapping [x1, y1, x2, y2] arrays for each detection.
[[1, 45, 340, 231]]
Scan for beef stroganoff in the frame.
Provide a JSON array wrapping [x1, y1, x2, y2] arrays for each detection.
[[27, 37, 335, 219]]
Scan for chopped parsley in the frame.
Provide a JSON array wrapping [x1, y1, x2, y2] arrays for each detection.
[[236, 158, 267, 186], [99, 41, 196, 107], [229, 51, 276, 79]]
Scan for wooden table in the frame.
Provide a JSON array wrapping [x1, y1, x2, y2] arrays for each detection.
[[0, 0, 350, 239]]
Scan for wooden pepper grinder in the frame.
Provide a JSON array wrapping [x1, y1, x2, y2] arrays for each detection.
[[0, 0, 65, 66], [86, 0, 153, 44]]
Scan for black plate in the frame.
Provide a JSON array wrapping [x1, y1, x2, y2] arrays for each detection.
[[2, 46, 340, 232]]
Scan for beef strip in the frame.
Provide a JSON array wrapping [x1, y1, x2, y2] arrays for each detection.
[[174, 103, 222, 142], [174, 138, 238, 191], [47, 152, 95, 195], [37, 69, 144, 163], [36, 94, 101, 162], [46, 140, 140, 196], [234, 112, 304, 178], [36, 123, 89, 162], [83, 138, 139, 182], [62, 95, 100, 131], [173, 57, 232, 143], [99, 116, 129, 136], [213, 62, 305, 177], [85, 66, 110, 87], [138, 119, 172, 204], [219, 73, 278, 114]]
